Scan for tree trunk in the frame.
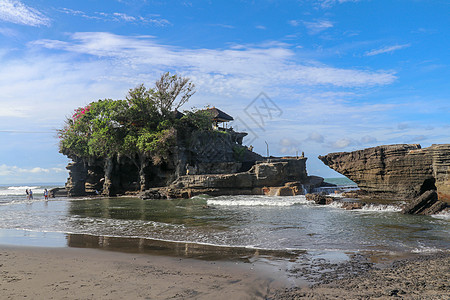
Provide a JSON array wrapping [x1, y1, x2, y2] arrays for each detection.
[[139, 154, 148, 191], [102, 156, 114, 196]]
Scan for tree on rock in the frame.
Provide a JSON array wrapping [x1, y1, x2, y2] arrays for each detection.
[[58, 73, 204, 194], [154, 72, 196, 118]]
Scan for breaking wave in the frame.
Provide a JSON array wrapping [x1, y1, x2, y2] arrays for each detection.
[[207, 195, 310, 207]]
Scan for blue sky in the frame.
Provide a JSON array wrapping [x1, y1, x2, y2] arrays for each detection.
[[0, 0, 448, 184]]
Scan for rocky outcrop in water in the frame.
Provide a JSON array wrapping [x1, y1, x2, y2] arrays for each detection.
[[319, 144, 450, 206], [305, 194, 334, 205], [64, 126, 320, 198], [139, 158, 323, 199], [49, 187, 68, 198], [401, 190, 447, 215]]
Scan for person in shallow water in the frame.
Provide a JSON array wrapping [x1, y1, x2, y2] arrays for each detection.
[[29, 189, 33, 200], [25, 189, 29, 200], [44, 189, 48, 200]]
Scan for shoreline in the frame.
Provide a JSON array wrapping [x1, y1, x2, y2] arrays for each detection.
[[0, 244, 288, 299], [275, 251, 450, 299], [1, 244, 448, 299]]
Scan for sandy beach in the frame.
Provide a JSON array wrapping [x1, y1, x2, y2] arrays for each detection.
[[0, 245, 285, 299], [1, 245, 449, 299]]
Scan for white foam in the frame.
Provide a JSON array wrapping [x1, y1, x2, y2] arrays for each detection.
[[327, 201, 344, 208], [411, 245, 443, 254], [323, 201, 401, 212], [359, 204, 402, 212], [431, 210, 450, 220], [0, 186, 44, 196], [7, 186, 39, 190], [207, 195, 309, 207]]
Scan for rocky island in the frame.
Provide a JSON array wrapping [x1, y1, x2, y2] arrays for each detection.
[[58, 73, 323, 199]]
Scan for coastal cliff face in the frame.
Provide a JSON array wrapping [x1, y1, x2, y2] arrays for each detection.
[[319, 144, 450, 202], [65, 133, 316, 199], [64, 129, 269, 197]]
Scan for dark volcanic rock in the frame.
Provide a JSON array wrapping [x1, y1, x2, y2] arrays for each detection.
[[341, 202, 364, 210], [139, 188, 168, 200], [401, 190, 448, 215], [319, 144, 450, 203], [305, 193, 334, 205], [49, 187, 68, 198]]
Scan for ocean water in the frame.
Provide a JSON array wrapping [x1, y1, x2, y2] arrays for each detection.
[[0, 182, 449, 261]]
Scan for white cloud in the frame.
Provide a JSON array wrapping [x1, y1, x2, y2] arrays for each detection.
[[365, 44, 411, 56], [30, 32, 396, 92], [331, 138, 355, 148], [0, 0, 50, 26], [144, 17, 171, 26], [360, 135, 377, 144], [288, 20, 300, 27], [58, 7, 171, 26], [0, 26, 17, 37], [403, 135, 427, 143], [211, 23, 234, 29], [0, 106, 30, 117], [318, 0, 360, 8], [279, 138, 302, 155], [113, 13, 136, 22], [307, 132, 324, 143], [0, 164, 65, 176], [303, 20, 333, 34], [397, 122, 409, 130]]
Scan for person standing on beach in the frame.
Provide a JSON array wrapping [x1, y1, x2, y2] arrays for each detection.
[[29, 189, 33, 200], [26, 189, 29, 200], [44, 189, 48, 200]]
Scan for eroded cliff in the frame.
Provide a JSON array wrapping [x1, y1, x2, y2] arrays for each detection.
[[319, 144, 450, 202], [65, 129, 263, 197]]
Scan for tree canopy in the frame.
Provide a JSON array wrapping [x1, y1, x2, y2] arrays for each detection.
[[58, 73, 212, 166]]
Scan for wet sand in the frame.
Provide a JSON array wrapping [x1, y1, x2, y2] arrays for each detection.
[[0, 245, 285, 299], [275, 252, 450, 300], [1, 245, 449, 299]]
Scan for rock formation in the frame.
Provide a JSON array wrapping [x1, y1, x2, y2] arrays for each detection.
[[139, 158, 323, 199], [64, 129, 263, 197], [319, 144, 450, 204], [401, 190, 447, 215], [64, 126, 320, 198], [305, 193, 334, 205]]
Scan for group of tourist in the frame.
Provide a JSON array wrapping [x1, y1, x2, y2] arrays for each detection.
[[25, 188, 49, 200]]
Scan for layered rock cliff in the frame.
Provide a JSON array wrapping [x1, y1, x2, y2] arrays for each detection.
[[319, 144, 450, 202], [139, 158, 323, 199]]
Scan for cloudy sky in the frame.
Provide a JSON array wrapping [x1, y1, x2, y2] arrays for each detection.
[[0, 0, 448, 184]]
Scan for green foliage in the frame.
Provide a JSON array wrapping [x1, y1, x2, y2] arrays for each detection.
[[154, 72, 196, 117], [125, 84, 161, 129], [178, 109, 213, 131], [233, 145, 246, 161], [58, 73, 197, 165], [136, 128, 176, 164]]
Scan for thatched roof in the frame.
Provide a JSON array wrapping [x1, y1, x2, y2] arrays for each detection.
[[204, 107, 234, 123]]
